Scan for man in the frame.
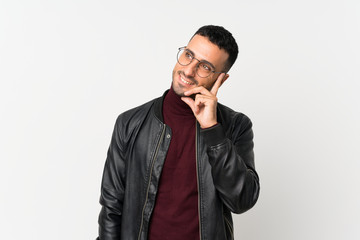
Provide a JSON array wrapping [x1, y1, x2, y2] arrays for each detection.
[[97, 25, 260, 240]]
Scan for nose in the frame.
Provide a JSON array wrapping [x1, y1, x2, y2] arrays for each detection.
[[182, 60, 198, 78]]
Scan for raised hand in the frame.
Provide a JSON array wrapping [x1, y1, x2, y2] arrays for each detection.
[[181, 73, 226, 128]]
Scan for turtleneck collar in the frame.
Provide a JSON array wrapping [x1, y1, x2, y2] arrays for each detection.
[[163, 86, 194, 117]]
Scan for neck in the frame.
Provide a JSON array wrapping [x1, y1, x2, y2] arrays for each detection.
[[163, 86, 194, 117]]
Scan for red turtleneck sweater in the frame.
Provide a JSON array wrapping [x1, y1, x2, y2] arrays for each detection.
[[148, 87, 200, 240]]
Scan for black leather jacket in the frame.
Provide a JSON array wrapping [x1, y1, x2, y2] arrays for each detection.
[[97, 91, 260, 240]]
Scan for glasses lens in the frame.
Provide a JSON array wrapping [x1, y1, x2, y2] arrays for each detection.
[[197, 62, 212, 78], [176, 47, 214, 78], [177, 48, 192, 66]]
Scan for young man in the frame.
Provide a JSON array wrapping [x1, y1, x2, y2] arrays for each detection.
[[97, 25, 260, 240]]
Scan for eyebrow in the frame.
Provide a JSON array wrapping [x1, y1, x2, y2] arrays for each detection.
[[185, 48, 216, 70]]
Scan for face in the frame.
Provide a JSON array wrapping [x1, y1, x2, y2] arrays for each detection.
[[172, 34, 229, 96]]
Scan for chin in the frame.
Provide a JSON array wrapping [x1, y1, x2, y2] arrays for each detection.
[[171, 82, 186, 97]]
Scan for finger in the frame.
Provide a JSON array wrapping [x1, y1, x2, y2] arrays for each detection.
[[194, 97, 204, 114], [184, 86, 211, 97], [195, 94, 216, 111], [210, 73, 225, 96], [195, 94, 214, 104], [181, 97, 196, 113], [194, 95, 214, 113]]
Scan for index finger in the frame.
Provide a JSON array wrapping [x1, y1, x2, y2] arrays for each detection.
[[210, 73, 226, 96]]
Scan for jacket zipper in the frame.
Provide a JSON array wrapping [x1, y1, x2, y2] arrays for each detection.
[[195, 123, 202, 240], [137, 124, 166, 240]]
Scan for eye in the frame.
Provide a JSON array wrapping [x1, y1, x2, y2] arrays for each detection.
[[185, 51, 193, 59], [199, 63, 211, 71]]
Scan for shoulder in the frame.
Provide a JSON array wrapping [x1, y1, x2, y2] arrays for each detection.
[[217, 103, 253, 143], [115, 96, 161, 129], [111, 96, 162, 143], [107, 94, 165, 152], [217, 102, 252, 128]]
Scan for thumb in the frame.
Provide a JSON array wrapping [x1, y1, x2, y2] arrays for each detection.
[[181, 97, 196, 113]]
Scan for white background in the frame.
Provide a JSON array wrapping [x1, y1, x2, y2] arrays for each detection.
[[1, 0, 359, 239]]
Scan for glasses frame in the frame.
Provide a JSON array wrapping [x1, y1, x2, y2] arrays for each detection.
[[177, 47, 226, 78]]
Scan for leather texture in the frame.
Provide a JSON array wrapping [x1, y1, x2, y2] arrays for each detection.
[[97, 90, 260, 240]]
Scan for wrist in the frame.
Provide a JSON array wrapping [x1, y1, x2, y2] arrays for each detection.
[[200, 123, 226, 146], [200, 122, 218, 129]]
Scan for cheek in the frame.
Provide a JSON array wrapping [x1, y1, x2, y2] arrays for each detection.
[[175, 61, 184, 69], [172, 65, 179, 77], [173, 63, 182, 75], [202, 78, 216, 90]]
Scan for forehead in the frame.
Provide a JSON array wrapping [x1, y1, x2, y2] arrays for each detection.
[[187, 35, 229, 69]]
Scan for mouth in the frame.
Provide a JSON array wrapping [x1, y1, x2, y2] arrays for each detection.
[[179, 73, 195, 86]]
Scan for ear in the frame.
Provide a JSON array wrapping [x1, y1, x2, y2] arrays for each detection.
[[220, 74, 229, 87]]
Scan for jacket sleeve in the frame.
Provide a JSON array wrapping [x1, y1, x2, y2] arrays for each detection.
[[200, 114, 260, 214], [97, 117, 126, 239]]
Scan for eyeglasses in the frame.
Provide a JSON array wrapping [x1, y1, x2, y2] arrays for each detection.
[[176, 47, 225, 78]]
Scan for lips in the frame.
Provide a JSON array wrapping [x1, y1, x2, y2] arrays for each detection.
[[179, 74, 195, 86]]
